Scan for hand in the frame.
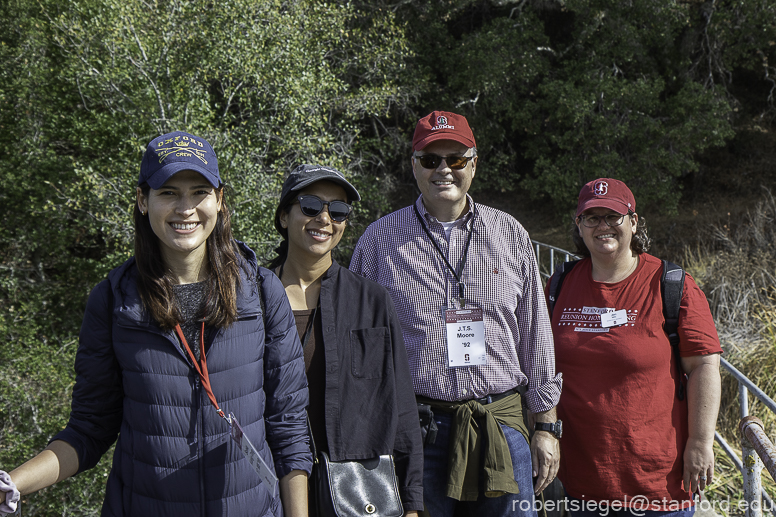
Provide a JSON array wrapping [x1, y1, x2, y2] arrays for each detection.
[[530, 431, 560, 494], [683, 437, 714, 493], [0, 471, 20, 515]]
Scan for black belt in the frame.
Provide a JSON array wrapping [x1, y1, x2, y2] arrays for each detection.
[[467, 387, 519, 406], [417, 388, 521, 415]]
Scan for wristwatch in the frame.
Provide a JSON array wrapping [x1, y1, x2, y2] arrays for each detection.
[[534, 420, 562, 439]]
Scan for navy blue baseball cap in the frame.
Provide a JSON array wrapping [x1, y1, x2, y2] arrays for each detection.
[[139, 131, 221, 189]]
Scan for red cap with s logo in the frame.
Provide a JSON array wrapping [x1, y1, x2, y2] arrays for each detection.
[[576, 178, 636, 216]]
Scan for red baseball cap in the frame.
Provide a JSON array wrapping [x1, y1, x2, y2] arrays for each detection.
[[412, 111, 476, 151], [576, 178, 636, 216]]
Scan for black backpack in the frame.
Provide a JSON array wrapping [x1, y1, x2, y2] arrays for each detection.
[[547, 259, 687, 400]]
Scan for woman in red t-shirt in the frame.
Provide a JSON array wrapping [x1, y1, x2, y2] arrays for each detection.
[[549, 178, 722, 517]]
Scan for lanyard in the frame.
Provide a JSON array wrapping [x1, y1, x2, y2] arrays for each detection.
[[175, 322, 226, 420], [412, 202, 477, 307]]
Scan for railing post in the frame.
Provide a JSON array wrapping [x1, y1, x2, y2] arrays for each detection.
[[741, 416, 776, 482], [741, 415, 764, 517], [741, 381, 750, 418]]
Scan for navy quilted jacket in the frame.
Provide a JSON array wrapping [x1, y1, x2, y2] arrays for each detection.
[[54, 243, 312, 516]]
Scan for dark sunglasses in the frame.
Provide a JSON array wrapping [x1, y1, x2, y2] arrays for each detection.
[[415, 154, 474, 170], [297, 195, 352, 222]]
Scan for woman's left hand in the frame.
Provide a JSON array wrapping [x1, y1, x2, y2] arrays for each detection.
[[683, 436, 714, 493]]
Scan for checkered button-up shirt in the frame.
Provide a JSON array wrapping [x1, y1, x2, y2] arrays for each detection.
[[350, 196, 562, 413]]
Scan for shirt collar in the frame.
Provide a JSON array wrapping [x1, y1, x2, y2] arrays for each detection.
[[415, 194, 475, 229]]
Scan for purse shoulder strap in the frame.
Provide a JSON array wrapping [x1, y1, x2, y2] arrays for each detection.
[[303, 304, 319, 460]]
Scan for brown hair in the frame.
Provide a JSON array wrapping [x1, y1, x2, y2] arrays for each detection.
[[571, 212, 651, 257], [134, 184, 241, 329]]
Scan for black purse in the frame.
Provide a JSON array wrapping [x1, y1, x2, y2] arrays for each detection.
[[300, 306, 404, 517], [314, 452, 404, 517]]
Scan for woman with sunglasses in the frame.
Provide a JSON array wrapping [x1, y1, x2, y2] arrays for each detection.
[[0, 132, 311, 517], [547, 178, 721, 517], [268, 164, 423, 516]]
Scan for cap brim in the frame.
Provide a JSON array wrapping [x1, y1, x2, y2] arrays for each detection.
[[287, 176, 361, 202], [414, 132, 476, 151], [145, 162, 221, 189], [576, 198, 631, 217]]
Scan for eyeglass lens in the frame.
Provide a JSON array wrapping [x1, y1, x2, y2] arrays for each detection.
[[581, 214, 626, 228], [416, 154, 473, 170], [298, 195, 352, 222]]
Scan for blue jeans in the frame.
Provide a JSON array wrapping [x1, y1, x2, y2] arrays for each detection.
[[566, 495, 695, 517], [423, 411, 536, 517]]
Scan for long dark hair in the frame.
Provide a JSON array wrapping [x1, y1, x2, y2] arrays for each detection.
[[134, 184, 241, 329], [267, 203, 294, 271], [571, 212, 651, 257]]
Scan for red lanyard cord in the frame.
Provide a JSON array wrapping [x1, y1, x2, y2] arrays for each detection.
[[174, 322, 226, 419]]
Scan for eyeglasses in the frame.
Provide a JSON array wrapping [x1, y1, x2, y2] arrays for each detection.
[[578, 213, 629, 228], [414, 154, 474, 170], [297, 195, 352, 222]]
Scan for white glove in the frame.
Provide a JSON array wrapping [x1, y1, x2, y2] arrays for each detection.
[[0, 471, 19, 515]]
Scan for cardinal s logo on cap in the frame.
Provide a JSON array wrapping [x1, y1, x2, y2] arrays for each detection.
[[594, 181, 609, 196]]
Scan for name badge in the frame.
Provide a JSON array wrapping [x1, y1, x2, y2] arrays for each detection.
[[445, 308, 486, 367], [229, 414, 278, 497], [600, 309, 628, 328]]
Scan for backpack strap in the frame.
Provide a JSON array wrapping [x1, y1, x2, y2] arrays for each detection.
[[661, 260, 686, 400], [547, 260, 581, 318]]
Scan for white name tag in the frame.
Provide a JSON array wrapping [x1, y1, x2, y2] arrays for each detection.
[[229, 414, 278, 497], [445, 308, 487, 367], [600, 309, 628, 328]]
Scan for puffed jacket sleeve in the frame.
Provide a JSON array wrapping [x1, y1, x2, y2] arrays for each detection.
[[52, 279, 123, 473], [386, 290, 424, 511], [259, 269, 313, 477]]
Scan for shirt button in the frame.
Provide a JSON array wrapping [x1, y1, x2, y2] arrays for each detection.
[[461, 388, 467, 395]]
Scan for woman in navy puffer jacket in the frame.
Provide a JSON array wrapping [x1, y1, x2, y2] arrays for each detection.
[[0, 132, 312, 517]]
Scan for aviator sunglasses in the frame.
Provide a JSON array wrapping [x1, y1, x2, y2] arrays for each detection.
[[415, 153, 474, 170], [297, 195, 352, 222]]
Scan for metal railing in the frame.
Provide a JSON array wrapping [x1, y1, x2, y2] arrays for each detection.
[[716, 356, 776, 517], [531, 240, 579, 280], [531, 240, 776, 514]]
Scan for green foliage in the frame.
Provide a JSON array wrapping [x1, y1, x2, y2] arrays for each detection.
[[393, 0, 736, 215], [0, 288, 108, 514], [41, 0, 416, 258]]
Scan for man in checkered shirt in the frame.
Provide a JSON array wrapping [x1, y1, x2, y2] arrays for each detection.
[[350, 110, 563, 517]]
